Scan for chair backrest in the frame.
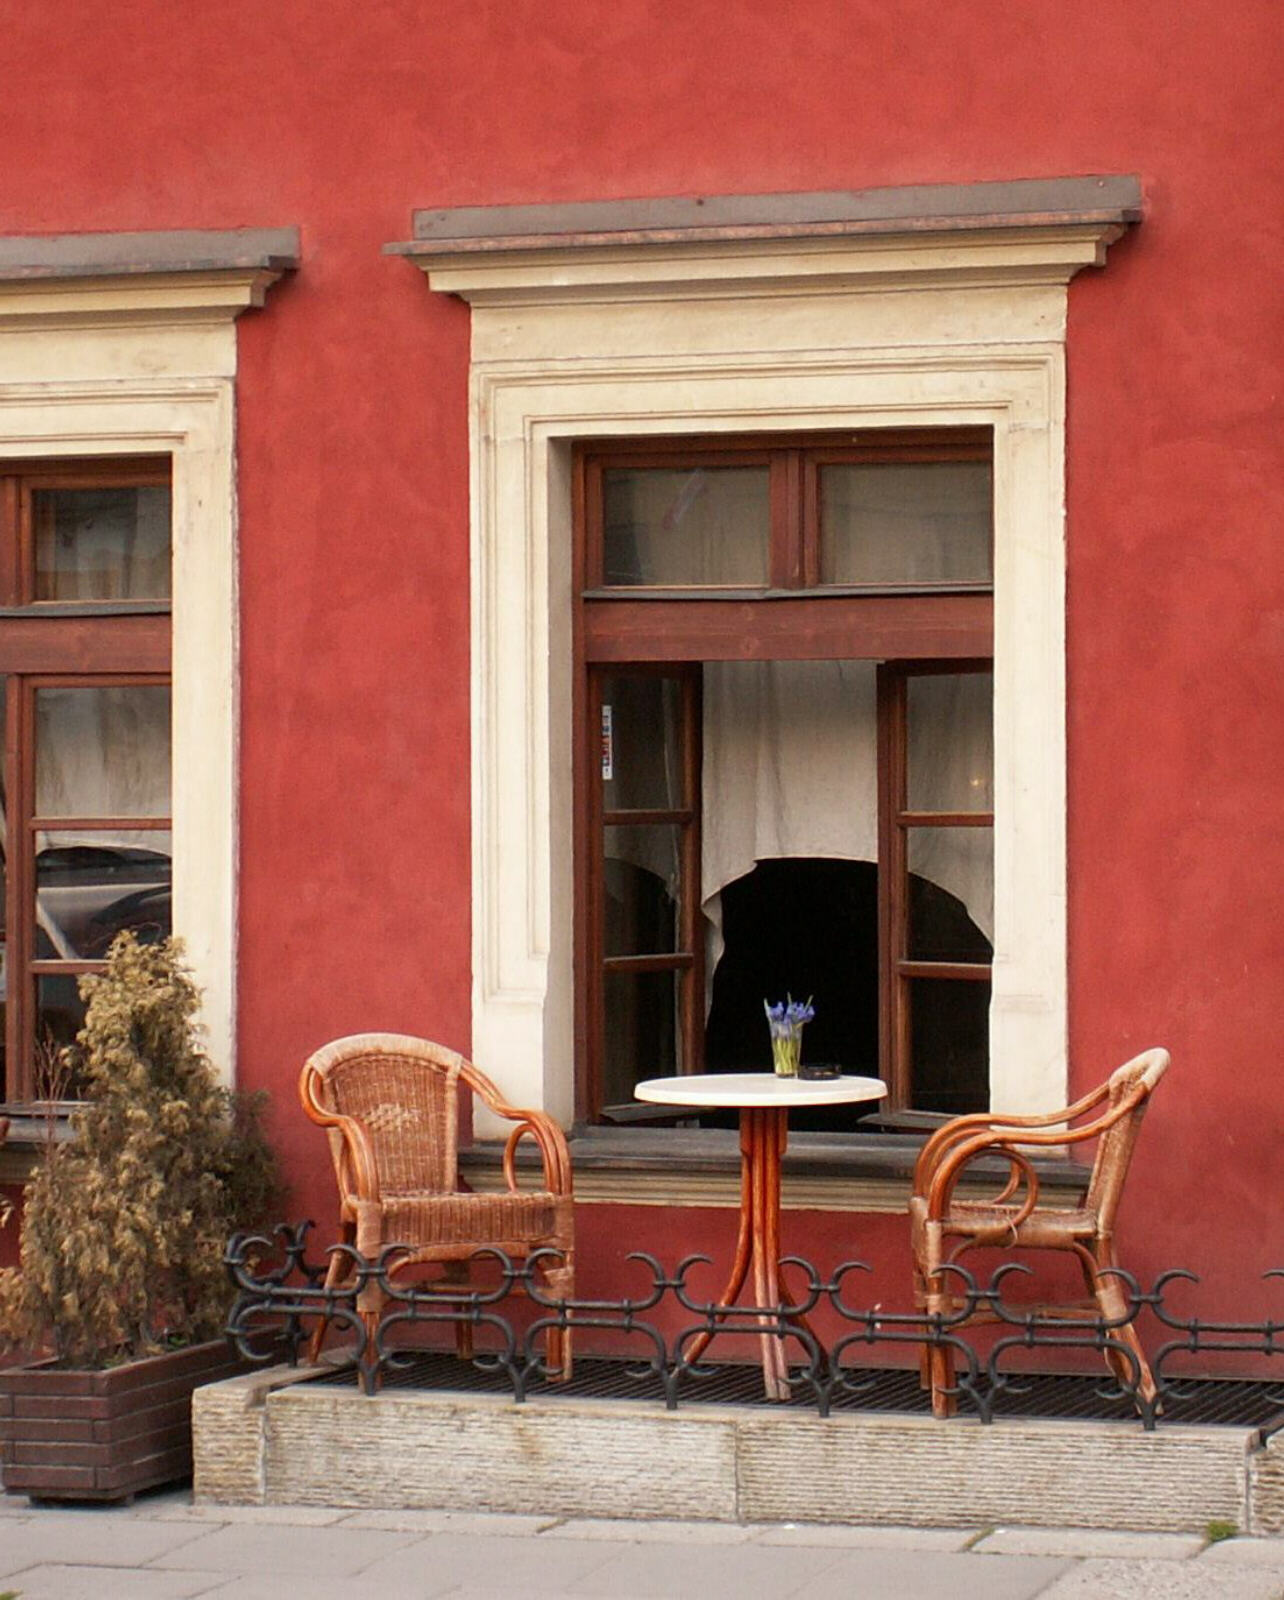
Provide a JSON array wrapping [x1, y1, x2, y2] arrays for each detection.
[[1083, 1047, 1169, 1231], [303, 1033, 467, 1197]]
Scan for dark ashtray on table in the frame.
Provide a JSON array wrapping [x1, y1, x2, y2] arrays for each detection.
[[799, 1062, 842, 1081]]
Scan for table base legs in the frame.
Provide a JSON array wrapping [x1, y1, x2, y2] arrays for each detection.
[[687, 1105, 811, 1401]]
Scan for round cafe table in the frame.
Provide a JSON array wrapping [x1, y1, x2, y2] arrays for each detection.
[[634, 1071, 887, 1400]]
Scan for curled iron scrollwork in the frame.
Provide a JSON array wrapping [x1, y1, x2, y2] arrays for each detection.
[[223, 1225, 1284, 1430]]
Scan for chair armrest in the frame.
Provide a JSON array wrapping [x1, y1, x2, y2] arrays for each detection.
[[922, 1083, 1150, 1222], [461, 1059, 573, 1198], [501, 1113, 574, 1198], [298, 1063, 381, 1203], [912, 1077, 1113, 1196]]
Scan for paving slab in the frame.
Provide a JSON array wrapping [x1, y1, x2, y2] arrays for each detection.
[[1200, 1536, 1284, 1568], [344, 1508, 561, 1535], [753, 1521, 980, 1549], [148, 1519, 421, 1578], [557, 1539, 848, 1598], [0, 1564, 226, 1599], [152, 1502, 350, 1526], [795, 1549, 1072, 1600], [1038, 1555, 1284, 1598], [0, 1517, 211, 1580], [549, 1516, 757, 1543], [358, 1532, 620, 1593], [974, 1526, 1207, 1559], [192, 1576, 439, 1600]]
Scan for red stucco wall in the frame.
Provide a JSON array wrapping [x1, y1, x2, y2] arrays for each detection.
[[1, 1, 1281, 1317]]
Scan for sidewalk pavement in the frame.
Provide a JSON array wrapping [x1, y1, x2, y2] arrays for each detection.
[[2, 1491, 1284, 1600]]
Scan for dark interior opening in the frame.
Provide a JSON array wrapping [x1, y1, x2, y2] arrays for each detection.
[[704, 858, 879, 1132]]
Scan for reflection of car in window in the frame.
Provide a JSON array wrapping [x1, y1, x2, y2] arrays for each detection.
[[32, 844, 172, 961]]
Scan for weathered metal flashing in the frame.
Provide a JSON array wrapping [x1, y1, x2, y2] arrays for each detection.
[[388, 176, 1141, 258], [0, 226, 301, 282]]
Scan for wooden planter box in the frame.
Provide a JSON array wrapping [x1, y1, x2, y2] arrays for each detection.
[[0, 1338, 247, 1503]]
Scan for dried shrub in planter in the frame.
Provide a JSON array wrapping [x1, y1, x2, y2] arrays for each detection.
[[0, 933, 280, 1368]]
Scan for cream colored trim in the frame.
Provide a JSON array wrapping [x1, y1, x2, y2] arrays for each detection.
[[406, 219, 1128, 1128], [0, 318, 246, 1080], [415, 223, 1122, 308], [0, 270, 285, 330]]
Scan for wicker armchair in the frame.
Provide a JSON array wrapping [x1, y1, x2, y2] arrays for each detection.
[[299, 1033, 574, 1376], [910, 1047, 1169, 1418]]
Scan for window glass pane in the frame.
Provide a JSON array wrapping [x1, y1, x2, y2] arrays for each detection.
[[603, 968, 681, 1106], [603, 826, 680, 956], [36, 974, 87, 1061], [907, 828, 993, 954], [35, 686, 170, 818], [819, 461, 992, 586], [907, 671, 993, 812], [33, 486, 171, 601], [601, 674, 684, 810], [35, 830, 172, 961], [908, 860, 993, 963], [0, 679, 5, 1092], [602, 467, 769, 586], [910, 976, 990, 1113]]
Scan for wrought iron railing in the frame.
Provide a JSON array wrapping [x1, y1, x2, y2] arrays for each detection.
[[224, 1224, 1284, 1431]]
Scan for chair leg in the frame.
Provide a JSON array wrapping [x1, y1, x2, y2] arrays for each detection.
[[928, 1337, 957, 1419], [916, 1256, 957, 1418], [441, 1260, 474, 1361], [1088, 1245, 1157, 1408], [307, 1231, 353, 1365], [542, 1257, 574, 1382]]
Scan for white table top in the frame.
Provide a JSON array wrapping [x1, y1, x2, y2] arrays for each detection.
[[635, 1071, 887, 1109]]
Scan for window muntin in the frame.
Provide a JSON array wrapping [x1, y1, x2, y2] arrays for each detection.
[[0, 459, 172, 1103], [577, 434, 993, 1121]]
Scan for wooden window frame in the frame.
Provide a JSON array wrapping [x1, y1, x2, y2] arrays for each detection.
[[0, 458, 172, 1106], [877, 661, 995, 1109], [573, 431, 994, 1121]]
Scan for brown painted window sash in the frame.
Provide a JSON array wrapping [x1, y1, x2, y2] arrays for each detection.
[[0, 458, 172, 1107], [573, 434, 994, 1122], [877, 662, 994, 1110]]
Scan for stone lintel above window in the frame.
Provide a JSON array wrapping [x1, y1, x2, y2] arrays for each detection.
[[386, 176, 1141, 303], [0, 226, 301, 324]]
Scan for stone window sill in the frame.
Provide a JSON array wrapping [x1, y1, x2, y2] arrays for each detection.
[[459, 1125, 1089, 1214]]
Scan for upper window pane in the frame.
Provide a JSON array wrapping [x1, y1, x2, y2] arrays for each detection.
[[907, 671, 993, 812], [602, 466, 769, 587], [35, 686, 171, 818], [33, 485, 171, 601], [819, 461, 992, 586], [601, 673, 685, 811]]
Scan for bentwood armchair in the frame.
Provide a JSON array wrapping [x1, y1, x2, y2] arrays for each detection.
[[910, 1047, 1169, 1417], [299, 1033, 575, 1376]]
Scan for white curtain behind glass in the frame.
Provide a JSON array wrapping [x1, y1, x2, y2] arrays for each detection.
[[35, 687, 171, 838], [701, 660, 992, 1006]]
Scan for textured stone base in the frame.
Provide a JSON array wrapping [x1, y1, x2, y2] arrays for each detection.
[[1250, 1431, 1284, 1535], [192, 1363, 332, 1504], [194, 1366, 1266, 1532]]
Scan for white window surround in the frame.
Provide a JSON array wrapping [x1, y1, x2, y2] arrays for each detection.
[[0, 229, 298, 1085], [393, 180, 1138, 1129]]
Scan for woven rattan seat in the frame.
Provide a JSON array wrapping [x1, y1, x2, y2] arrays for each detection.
[[300, 1033, 574, 1376], [910, 1047, 1169, 1417]]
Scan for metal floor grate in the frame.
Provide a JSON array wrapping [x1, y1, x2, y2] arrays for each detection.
[[312, 1352, 1284, 1428]]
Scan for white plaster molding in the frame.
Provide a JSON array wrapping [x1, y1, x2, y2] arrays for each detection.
[[0, 271, 286, 330], [414, 224, 1122, 309], [0, 314, 249, 1080], [405, 213, 1129, 1125]]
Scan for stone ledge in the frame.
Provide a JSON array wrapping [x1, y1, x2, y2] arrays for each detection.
[[0, 227, 300, 281], [192, 1362, 332, 1505], [194, 1370, 1257, 1532]]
